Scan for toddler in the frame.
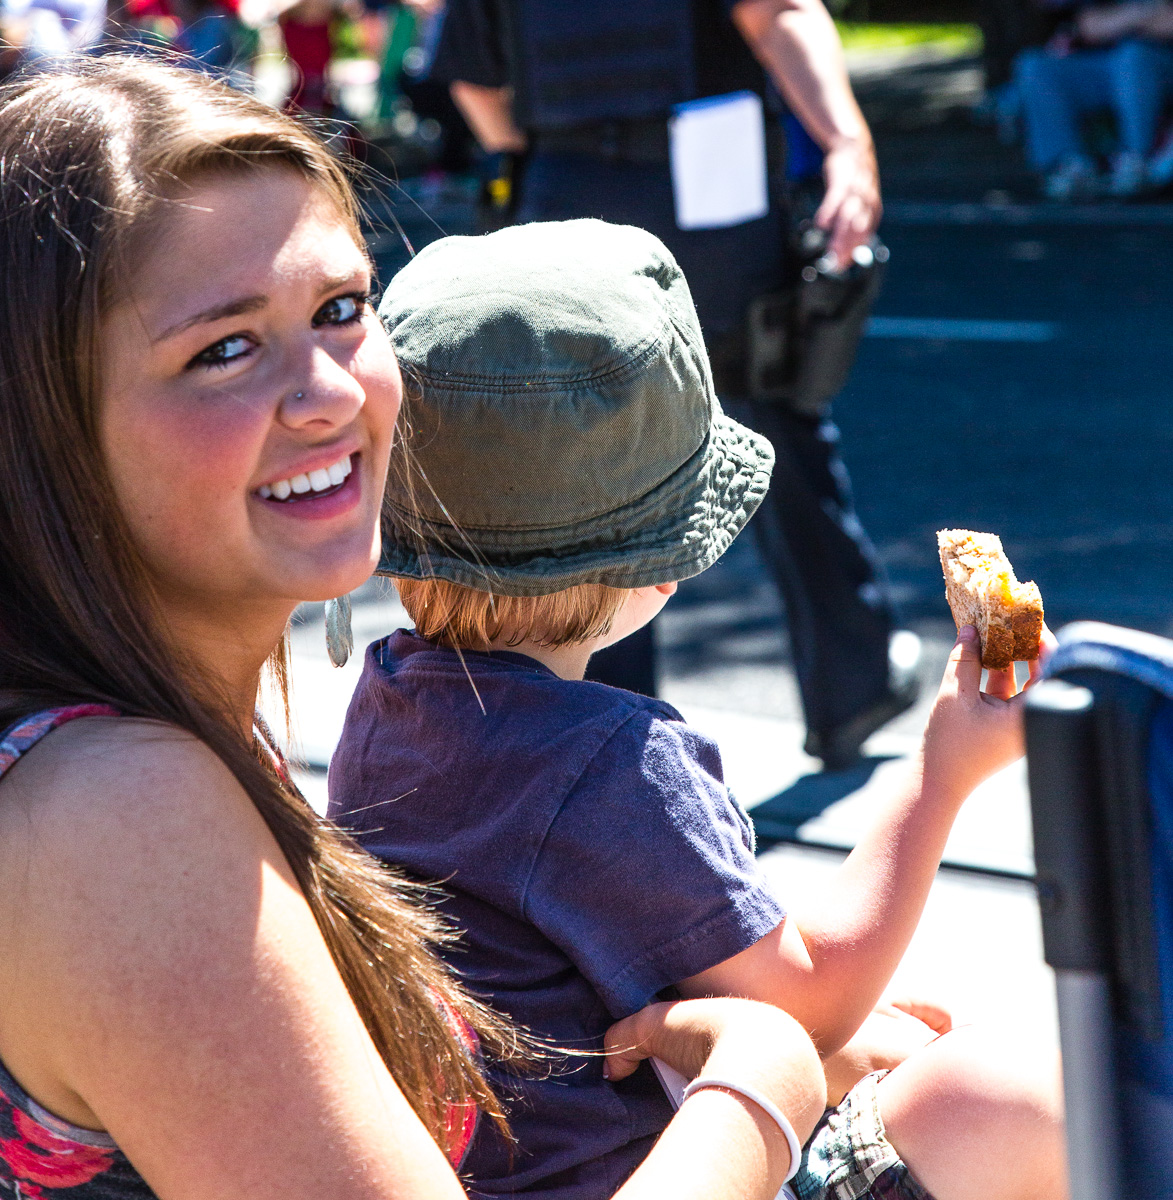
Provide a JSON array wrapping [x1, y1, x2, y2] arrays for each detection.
[[329, 220, 1066, 1200]]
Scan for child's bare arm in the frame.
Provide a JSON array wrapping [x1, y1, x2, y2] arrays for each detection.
[[677, 624, 1051, 1054]]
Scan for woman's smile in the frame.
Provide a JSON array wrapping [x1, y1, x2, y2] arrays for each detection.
[[256, 450, 363, 520], [258, 450, 354, 501]]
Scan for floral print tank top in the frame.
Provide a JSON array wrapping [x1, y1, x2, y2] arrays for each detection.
[[0, 706, 478, 1199]]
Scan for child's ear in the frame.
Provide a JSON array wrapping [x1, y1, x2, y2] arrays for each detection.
[[654, 581, 679, 597]]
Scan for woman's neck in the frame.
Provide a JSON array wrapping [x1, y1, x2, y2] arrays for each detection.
[[161, 598, 294, 734]]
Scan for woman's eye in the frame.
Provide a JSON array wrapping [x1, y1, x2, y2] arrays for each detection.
[[187, 334, 256, 370], [314, 292, 369, 328]]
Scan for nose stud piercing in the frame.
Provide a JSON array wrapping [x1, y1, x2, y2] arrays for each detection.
[[294, 391, 305, 401]]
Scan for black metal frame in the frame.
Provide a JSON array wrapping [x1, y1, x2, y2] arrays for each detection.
[[1027, 667, 1168, 1200]]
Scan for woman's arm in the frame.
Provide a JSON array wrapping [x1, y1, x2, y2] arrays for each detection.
[[0, 717, 466, 1200], [606, 1000, 826, 1200]]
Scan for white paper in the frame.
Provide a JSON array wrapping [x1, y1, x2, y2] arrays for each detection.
[[669, 90, 769, 231], [650, 1056, 689, 1107]]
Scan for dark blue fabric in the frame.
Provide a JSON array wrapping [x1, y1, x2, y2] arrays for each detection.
[[512, 0, 696, 129], [516, 151, 784, 338], [1116, 697, 1173, 1195], [1121, 698, 1173, 1107], [1147, 699, 1173, 1059], [328, 630, 785, 1199]]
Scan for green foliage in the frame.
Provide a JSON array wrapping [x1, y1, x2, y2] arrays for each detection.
[[835, 22, 982, 55]]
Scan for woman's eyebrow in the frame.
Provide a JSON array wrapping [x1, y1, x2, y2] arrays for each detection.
[[316, 269, 369, 298], [153, 270, 368, 344], [154, 295, 267, 343]]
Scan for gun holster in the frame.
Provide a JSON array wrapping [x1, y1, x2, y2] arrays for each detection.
[[742, 223, 887, 419]]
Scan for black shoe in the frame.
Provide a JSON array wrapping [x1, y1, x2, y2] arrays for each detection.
[[804, 683, 919, 772]]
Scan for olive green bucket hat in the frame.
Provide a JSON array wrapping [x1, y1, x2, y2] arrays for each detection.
[[377, 218, 774, 596]]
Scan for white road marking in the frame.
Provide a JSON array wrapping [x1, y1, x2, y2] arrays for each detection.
[[884, 199, 1173, 226], [866, 316, 1059, 342]]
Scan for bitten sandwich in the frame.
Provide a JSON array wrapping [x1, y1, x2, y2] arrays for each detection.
[[937, 529, 1044, 670]]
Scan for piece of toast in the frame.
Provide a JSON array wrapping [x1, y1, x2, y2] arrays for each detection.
[[937, 529, 1044, 670]]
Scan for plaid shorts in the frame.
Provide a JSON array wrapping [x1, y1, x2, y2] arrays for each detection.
[[791, 1071, 934, 1200]]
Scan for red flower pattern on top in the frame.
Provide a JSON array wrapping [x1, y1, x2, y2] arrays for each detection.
[[0, 1110, 114, 1191]]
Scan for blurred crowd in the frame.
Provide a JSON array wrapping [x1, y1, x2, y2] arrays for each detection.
[[9, 0, 1173, 209], [984, 0, 1173, 200], [0, 0, 473, 173]]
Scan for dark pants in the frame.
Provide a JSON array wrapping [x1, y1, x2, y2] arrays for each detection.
[[520, 150, 895, 738], [735, 404, 893, 736]]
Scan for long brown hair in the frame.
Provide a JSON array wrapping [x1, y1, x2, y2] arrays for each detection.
[[0, 55, 519, 1147]]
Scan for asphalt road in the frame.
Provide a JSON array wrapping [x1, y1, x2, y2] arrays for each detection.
[[845, 216, 1173, 632]]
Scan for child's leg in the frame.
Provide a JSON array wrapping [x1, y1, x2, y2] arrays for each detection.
[[875, 1024, 1068, 1200]]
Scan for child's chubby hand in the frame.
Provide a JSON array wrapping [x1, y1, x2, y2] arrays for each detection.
[[823, 997, 953, 1106], [604, 997, 818, 1084], [919, 622, 1057, 805]]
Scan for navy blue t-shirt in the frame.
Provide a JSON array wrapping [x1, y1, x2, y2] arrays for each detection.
[[328, 631, 786, 1199]]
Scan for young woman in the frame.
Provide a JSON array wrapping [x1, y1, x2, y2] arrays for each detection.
[[0, 56, 827, 1200]]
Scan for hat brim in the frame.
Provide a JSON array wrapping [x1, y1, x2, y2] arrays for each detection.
[[376, 414, 774, 597]]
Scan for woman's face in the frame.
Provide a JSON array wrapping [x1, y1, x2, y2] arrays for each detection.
[[100, 168, 399, 630]]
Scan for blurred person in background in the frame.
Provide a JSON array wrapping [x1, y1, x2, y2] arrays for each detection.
[[379, 0, 479, 172], [1016, 0, 1173, 198], [975, 0, 1069, 141], [111, 0, 253, 84], [0, 0, 104, 64], [279, 0, 341, 111], [428, 0, 920, 771], [174, 0, 253, 77]]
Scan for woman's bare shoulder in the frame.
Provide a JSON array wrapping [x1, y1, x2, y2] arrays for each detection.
[[0, 716, 454, 1198], [0, 714, 263, 842], [0, 712, 290, 955], [0, 714, 308, 1128]]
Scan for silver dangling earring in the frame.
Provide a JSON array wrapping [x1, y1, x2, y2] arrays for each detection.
[[325, 593, 353, 668]]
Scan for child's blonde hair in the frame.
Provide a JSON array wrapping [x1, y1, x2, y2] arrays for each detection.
[[396, 577, 630, 650]]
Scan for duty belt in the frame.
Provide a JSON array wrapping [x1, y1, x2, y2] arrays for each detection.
[[532, 113, 785, 170], [531, 118, 671, 165]]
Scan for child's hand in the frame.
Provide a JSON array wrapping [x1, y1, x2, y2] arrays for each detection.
[[603, 997, 824, 1102], [822, 997, 953, 1106], [919, 623, 1056, 805], [884, 996, 952, 1036], [604, 998, 794, 1083]]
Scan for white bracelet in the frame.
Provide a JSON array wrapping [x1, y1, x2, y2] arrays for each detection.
[[681, 1076, 803, 1183]]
